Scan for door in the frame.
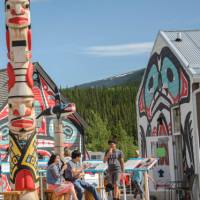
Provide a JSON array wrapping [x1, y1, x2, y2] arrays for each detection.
[[147, 136, 175, 191]]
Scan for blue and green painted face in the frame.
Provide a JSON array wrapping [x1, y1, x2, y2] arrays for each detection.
[[139, 47, 190, 121]]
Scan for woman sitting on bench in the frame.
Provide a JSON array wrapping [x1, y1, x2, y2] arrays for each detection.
[[47, 154, 78, 200]]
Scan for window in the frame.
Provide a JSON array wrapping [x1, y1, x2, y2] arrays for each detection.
[[172, 107, 181, 133]]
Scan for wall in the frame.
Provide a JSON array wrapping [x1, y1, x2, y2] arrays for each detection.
[[136, 34, 195, 193]]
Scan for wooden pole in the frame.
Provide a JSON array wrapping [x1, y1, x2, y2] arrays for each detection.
[[54, 118, 64, 157], [144, 172, 150, 200]]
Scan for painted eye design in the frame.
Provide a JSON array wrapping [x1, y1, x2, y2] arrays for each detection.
[[12, 156, 18, 165], [144, 64, 159, 108], [6, 4, 11, 10], [25, 4, 30, 9], [161, 57, 179, 97], [23, 2, 30, 9], [0, 126, 9, 140]]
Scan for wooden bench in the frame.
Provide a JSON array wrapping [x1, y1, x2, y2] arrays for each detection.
[[84, 187, 104, 200], [44, 189, 66, 200], [0, 191, 21, 200]]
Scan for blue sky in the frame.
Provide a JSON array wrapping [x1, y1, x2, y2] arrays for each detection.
[[0, 0, 200, 87]]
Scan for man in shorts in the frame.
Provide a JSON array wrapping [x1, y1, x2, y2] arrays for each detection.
[[104, 139, 124, 200]]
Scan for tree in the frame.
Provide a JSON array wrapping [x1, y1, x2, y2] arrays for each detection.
[[85, 110, 111, 151], [61, 84, 139, 159], [110, 121, 137, 160]]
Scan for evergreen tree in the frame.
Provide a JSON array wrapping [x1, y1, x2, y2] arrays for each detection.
[[61, 84, 139, 159], [86, 110, 111, 151]]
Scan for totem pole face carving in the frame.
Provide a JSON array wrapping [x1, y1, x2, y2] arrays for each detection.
[[5, 0, 32, 62], [8, 98, 35, 135], [5, 0, 30, 29]]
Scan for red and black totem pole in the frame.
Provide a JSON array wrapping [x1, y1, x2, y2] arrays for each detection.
[[5, 0, 39, 199]]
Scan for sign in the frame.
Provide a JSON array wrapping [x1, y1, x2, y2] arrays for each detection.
[[156, 148, 166, 157]]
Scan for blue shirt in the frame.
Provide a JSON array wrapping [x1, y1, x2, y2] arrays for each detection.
[[46, 164, 63, 185], [64, 160, 81, 182], [132, 171, 143, 183]]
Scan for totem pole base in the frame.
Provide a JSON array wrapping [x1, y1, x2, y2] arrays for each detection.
[[20, 191, 39, 200], [0, 191, 21, 200]]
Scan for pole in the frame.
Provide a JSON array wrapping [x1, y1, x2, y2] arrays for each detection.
[[144, 172, 150, 200], [0, 155, 2, 193], [5, 0, 39, 199], [123, 175, 127, 200], [54, 118, 64, 157]]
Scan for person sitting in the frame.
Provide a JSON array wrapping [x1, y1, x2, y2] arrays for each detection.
[[46, 153, 78, 200], [64, 150, 101, 200], [63, 147, 72, 163]]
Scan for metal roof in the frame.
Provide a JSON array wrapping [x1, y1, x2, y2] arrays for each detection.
[[162, 30, 200, 77]]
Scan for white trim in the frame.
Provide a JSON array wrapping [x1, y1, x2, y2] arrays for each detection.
[[171, 105, 181, 136], [192, 87, 200, 178]]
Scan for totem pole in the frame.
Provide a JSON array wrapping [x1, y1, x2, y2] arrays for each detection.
[[5, 0, 39, 198], [37, 87, 76, 157]]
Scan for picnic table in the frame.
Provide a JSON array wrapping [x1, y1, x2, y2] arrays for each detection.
[[83, 158, 157, 200], [124, 158, 158, 200]]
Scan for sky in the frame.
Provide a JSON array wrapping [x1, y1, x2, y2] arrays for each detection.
[[0, 0, 200, 87]]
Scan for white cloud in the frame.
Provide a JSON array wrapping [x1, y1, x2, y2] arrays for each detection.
[[31, 0, 49, 3], [84, 42, 154, 57]]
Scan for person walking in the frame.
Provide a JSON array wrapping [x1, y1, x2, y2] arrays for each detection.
[[104, 139, 124, 200]]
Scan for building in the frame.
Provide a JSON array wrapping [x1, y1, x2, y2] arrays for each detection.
[[0, 62, 87, 161], [136, 30, 200, 199]]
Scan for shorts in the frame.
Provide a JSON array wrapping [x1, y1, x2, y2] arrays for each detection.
[[107, 170, 120, 186]]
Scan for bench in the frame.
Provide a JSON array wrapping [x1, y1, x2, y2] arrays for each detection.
[[44, 189, 66, 200], [44, 187, 104, 200], [0, 191, 21, 200], [84, 187, 104, 200]]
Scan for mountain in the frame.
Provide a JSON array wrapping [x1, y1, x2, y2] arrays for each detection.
[[74, 68, 145, 88]]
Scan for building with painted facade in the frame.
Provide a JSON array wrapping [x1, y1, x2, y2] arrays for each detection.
[[0, 62, 86, 161], [0, 62, 86, 191], [136, 30, 200, 199]]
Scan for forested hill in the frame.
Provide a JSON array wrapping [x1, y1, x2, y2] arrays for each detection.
[[74, 68, 145, 88], [61, 70, 144, 159]]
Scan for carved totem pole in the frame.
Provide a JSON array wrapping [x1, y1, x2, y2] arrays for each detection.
[[5, 0, 39, 197]]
